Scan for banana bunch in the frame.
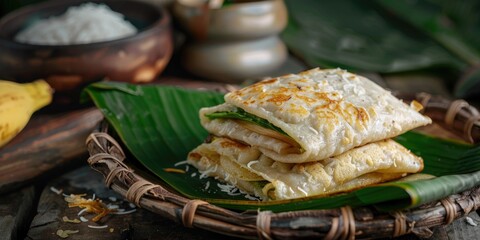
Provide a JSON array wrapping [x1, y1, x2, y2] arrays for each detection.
[[0, 79, 53, 148]]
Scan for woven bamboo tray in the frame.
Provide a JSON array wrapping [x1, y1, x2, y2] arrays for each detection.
[[86, 93, 480, 239]]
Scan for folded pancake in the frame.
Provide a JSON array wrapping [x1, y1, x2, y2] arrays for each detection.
[[200, 68, 431, 163], [187, 137, 424, 200]]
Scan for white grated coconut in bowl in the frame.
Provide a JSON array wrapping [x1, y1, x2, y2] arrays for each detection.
[[14, 3, 138, 45]]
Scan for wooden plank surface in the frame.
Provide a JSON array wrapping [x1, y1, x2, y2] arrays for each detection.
[[440, 213, 480, 239], [403, 213, 480, 240], [0, 107, 103, 194], [25, 165, 226, 240], [0, 186, 37, 240]]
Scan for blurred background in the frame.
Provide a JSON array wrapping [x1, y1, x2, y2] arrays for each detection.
[[1, 0, 479, 102]]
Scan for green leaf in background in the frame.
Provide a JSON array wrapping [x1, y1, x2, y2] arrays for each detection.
[[455, 67, 480, 99], [281, 0, 465, 73], [84, 82, 480, 212], [374, 0, 480, 66], [373, 0, 480, 98]]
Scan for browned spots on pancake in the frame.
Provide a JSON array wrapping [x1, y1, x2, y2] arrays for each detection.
[[295, 94, 317, 105], [357, 107, 369, 122], [314, 92, 339, 103], [314, 107, 338, 119], [267, 94, 291, 105], [341, 103, 369, 124], [233, 83, 268, 100], [243, 99, 256, 106], [261, 78, 278, 84], [287, 78, 309, 88], [314, 101, 370, 129], [286, 104, 309, 116], [256, 92, 268, 101], [278, 86, 293, 93], [188, 152, 202, 160], [244, 78, 278, 91], [220, 139, 248, 149]]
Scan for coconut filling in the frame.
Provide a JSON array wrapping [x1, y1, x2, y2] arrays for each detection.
[[187, 140, 280, 200], [187, 148, 309, 201], [187, 142, 422, 201]]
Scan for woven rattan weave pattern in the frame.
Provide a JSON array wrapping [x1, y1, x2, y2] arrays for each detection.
[[86, 93, 480, 239]]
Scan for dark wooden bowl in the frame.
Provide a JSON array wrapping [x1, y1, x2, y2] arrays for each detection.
[[0, 0, 173, 108]]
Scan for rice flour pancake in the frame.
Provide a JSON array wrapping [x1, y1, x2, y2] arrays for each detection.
[[200, 68, 431, 163], [187, 137, 424, 200]]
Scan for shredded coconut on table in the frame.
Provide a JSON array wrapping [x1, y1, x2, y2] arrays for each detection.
[[15, 3, 137, 45]]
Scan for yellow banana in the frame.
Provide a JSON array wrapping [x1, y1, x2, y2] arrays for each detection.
[[0, 79, 53, 148]]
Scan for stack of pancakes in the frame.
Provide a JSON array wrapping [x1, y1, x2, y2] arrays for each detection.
[[187, 68, 431, 200]]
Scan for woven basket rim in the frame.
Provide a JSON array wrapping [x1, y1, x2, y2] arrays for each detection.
[[86, 92, 480, 239]]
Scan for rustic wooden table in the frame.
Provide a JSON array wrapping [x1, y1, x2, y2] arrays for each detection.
[[2, 165, 479, 240], [1, 57, 480, 239]]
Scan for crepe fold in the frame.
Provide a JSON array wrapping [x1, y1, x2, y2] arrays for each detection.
[[187, 137, 424, 200], [200, 68, 431, 163], [188, 68, 431, 200]]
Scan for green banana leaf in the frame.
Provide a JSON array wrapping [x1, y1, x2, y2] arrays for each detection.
[[281, 0, 465, 73], [373, 0, 480, 98], [83, 81, 480, 212], [374, 0, 480, 65]]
